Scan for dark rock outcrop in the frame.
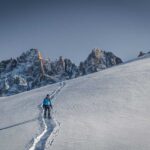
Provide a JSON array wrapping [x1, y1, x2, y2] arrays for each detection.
[[79, 48, 122, 75]]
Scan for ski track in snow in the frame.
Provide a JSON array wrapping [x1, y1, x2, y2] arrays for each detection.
[[29, 82, 65, 150]]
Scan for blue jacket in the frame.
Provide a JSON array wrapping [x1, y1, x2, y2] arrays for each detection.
[[43, 98, 52, 106]]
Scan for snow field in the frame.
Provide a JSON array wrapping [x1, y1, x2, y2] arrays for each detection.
[[46, 57, 150, 150], [0, 83, 59, 150]]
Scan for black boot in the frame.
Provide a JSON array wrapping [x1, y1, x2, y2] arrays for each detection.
[[44, 109, 47, 118]]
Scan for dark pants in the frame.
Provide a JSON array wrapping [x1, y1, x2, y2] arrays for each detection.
[[43, 105, 51, 118]]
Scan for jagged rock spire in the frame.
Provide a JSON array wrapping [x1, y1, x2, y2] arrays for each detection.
[[79, 48, 122, 75]]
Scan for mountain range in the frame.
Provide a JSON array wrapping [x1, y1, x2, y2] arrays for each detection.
[[0, 51, 150, 150], [0, 48, 123, 96]]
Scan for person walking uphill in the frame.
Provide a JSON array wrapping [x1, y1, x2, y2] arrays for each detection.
[[43, 94, 53, 119]]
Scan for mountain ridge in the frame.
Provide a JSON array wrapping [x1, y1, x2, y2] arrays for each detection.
[[0, 48, 122, 96]]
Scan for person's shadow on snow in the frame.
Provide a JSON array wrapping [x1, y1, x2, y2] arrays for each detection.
[[0, 117, 38, 131]]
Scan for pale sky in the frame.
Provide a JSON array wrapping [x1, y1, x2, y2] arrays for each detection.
[[0, 0, 150, 64]]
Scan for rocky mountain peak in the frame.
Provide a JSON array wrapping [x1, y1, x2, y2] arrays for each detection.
[[90, 48, 103, 59], [79, 49, 123, 75], [0, 48, 123, 96]]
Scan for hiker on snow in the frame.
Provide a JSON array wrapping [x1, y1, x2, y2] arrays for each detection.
[[43, 94, 53, 119]]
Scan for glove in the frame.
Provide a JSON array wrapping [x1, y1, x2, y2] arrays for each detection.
[[50, 105, 53, 109]]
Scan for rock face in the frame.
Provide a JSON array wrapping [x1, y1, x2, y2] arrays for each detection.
[[0, 48, 122, 96], [137, 51, 150, 58], [44, 56, 78, 80], [79, 48, 123, 75], [138, 51, 145, 57], [0, 49, 79, 96], [0, 49, 42, 96]]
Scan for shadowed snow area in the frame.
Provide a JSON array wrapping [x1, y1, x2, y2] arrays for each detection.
[[1, 57, 150, 150], [0, 84, 59, 150], [46, 57, 150, 150]]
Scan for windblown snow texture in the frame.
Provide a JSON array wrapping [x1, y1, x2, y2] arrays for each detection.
[[0, 83, 59, 150], [46, 57, 150, 150]]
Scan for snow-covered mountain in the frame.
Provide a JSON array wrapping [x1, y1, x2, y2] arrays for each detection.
[[0, 49, 78, 96], [0, 55, 150, 150], [0, 48, 122, 96], [79, 48, 122, 75]]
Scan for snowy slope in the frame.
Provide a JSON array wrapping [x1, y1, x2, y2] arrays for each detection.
[[45, 57, 150, 150], [0, 83, 60, 150], [0, 57, 150, 150]]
